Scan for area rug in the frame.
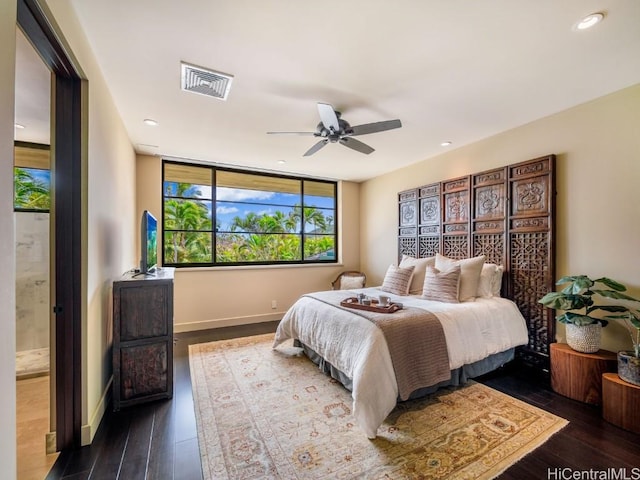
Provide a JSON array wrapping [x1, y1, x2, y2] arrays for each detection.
[[189, 333, 568, 479]]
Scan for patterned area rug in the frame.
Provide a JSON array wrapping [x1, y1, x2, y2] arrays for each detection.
[[189, 333, 568, 479]]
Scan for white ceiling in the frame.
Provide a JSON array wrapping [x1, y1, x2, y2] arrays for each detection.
[[14, 28, 50, 145], [15, 1, 640, 182]]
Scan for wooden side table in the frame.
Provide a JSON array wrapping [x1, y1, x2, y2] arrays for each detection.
[[550, 343, 617, 405], [602, 373, 640, 434]]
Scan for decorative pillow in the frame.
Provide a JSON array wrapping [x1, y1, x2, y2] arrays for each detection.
[[476, 263, 499, 298], [399, 255, 436, 295], [380, 264, 415, 296], [422, 265, 461, 303], [339, 275, 366, 290], [435, 253, 486, 302], [492, 265, 504, 297]]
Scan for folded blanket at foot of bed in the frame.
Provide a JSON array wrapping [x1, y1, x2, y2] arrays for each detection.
[[303, 291, 451, 401]]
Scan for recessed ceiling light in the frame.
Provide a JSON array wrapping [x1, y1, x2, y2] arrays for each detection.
[[440, 141, 452, 147], [143, 118, 159, 126], [576, 12, 604, 30], [14, 123, 25, 129], [277, 160, 286, 164]]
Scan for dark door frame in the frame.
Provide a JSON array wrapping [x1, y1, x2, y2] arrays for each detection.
[[17, 0, 84, 450]]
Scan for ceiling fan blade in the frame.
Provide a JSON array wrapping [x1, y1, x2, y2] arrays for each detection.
[[267, 131, 316, 136], [317, 103, 340, 132], [303, 139, 329, 156], [339, 137, 375, 155], [350, 119, 402, 136]]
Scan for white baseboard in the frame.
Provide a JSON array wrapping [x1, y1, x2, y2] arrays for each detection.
[[82, 377, 112, 446], [174, 312, 283, 333]]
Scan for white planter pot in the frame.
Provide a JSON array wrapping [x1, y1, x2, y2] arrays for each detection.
[[565, 323, 602, 353]]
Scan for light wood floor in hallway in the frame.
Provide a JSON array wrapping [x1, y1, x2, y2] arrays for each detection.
[[17, 376, 59, 480]]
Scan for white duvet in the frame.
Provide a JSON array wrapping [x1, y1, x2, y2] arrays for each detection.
[[272, 287, 529, 438]]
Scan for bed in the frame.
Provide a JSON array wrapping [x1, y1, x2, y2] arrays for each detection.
[[273, 155, 555, 438], [273, 283, 528, 438]]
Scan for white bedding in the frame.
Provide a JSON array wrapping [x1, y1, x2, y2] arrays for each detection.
[[272, 287, 528, 438]]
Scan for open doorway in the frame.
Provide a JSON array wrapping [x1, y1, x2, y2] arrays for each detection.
[[16, 0, 85, 461], [14, 22, 58, 480]]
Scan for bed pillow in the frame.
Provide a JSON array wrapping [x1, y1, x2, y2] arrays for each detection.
[[422, 265, 460, 303], [492, 265, 504, 297], [435, 253, 486, 302], [380, 264, 415, 295], [476, 263, 499, 298], [339, 275, 366, 290], [399, 255, 436, 295]]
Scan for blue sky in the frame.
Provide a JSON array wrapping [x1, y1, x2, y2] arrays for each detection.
[[165, 182, 334, 231]]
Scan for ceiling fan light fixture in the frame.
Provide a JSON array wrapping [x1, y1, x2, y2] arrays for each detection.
[[270, 102, 401, 156], [576, 12, 604, 30]]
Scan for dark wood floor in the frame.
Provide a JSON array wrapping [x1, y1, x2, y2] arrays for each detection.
[[46, 322, 640, 479]]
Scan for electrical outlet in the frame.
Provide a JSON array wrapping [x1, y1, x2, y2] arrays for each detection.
[[271, 300, 277, 309]]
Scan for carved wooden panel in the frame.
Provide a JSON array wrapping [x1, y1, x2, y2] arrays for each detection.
[[475, 184, 505, 220], [398, 237, 417, 258], [444, 191, 469, 224], [397, 154, 556, 374], [509, 155, 555, 371], [398, 189, 418, 228], [472, 167, 506, 267], [510, 232, 553, 356], [512, 177, 549, 217], [419, 236, 440, 258], [474, 233, 504, 265], [443, 235, 468, 259], [420, 196, 440, 225]]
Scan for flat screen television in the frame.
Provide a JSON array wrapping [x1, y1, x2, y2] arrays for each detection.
[[139, 210, 158, 275]]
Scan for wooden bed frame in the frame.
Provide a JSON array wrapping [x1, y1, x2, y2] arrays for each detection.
[[397, 155, 556, 373]]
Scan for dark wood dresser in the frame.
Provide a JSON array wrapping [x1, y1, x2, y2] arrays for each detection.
[[112, 267, 175, 410]]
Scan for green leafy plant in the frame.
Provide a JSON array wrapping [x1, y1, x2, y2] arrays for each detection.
[[539, 275, 635, 326], [539, 275, 640, 357], [604, 307, 640, 358]]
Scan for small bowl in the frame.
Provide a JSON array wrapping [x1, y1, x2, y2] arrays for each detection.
[[362, 299, 371, 306]]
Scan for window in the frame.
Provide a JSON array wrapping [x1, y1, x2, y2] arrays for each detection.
[[14, 142, 51, 212], [162, 160, 337, 267]]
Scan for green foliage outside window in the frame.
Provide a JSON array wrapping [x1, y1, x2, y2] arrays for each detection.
[[162, 162, 337, 266], [14, 167, 51, 210]]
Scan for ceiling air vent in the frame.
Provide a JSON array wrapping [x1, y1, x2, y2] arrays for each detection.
[[181, 62, 233, 101]]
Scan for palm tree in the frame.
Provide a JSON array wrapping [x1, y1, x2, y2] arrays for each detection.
[[164, 196, 211, 263], [14, 167, 50, 209], [302, 206, 327, 233], [229, 212, 261, 232]]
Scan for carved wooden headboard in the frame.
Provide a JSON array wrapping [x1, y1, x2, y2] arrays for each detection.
[[397, 155, 556, 372]]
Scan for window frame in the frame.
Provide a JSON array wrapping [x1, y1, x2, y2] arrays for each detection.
[[161, 159, 338, 268]]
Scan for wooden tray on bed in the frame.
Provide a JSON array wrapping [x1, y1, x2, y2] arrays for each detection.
[[340, 297, 402, 314]]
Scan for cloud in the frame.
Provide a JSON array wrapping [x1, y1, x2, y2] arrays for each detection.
[[216, 206, 239, 215], [217, 187, 275, 202]]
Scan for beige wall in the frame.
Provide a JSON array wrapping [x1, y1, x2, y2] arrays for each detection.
[[136, 155, 361, 331], [0, 3, 17, 477], [42, 0, 138, 445], [360, 83, 640, 353]]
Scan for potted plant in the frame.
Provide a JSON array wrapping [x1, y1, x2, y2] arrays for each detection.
[[603, 305, 640, 386], [538, 276, 636, 353]]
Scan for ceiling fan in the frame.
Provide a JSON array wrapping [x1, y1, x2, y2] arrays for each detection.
[[267, 103, 402, 156]]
